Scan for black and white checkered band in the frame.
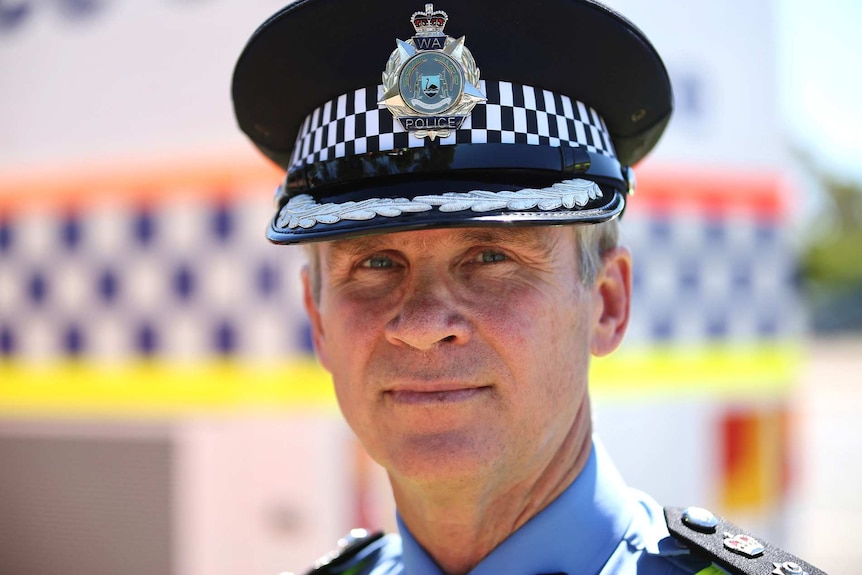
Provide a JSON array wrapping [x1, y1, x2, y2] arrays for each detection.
[[288, 80, 616, 169]]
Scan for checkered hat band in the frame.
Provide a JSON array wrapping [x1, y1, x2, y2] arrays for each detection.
[[288, 80, 616, 168]]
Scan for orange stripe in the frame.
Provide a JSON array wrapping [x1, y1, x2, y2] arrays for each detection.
[[631, 163, 792, 220], [0, 154, 791, 219], [0, 151, 283, 215]]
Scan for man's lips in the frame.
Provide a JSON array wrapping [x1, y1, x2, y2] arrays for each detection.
[[384, 385, 492, 405]]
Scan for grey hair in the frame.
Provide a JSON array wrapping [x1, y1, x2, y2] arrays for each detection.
[[302, 219, 620, 301], [574, 218, 620, 286]]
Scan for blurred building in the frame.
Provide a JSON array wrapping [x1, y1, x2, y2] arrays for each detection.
[[596, 0, 800, 531], [0, 2, 804, 575]]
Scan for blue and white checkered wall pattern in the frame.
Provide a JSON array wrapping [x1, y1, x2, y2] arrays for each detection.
[[0, 189, 800, 362]]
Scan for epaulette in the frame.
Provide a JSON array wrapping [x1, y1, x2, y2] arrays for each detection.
[[301, 529, 387, 575], [664, 506, 829, 575]]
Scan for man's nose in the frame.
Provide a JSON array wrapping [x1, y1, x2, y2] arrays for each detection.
[[384, 280, 472, 351]]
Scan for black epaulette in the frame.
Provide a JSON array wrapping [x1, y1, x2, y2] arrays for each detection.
[[302, 529, 387, 575], [664, 506, 829, 575]]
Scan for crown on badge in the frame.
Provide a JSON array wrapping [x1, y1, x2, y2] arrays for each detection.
[[411, 4, 448, 36]]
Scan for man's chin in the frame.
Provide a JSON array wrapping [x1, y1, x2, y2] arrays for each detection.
[[382, 431, 502, 486]]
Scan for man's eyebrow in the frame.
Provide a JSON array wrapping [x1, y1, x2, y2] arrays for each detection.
[[458, 228, 558, 251], [326, 236, 389, 261]]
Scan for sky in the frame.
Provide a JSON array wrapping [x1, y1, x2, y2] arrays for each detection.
[[778, 0, 862, 183]]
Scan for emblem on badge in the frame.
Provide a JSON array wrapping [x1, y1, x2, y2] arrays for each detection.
[[379, 4, 486, 139]]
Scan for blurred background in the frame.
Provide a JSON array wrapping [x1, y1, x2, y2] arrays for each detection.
[[0, 1, 859, 574]]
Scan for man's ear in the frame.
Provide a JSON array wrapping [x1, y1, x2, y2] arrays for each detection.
[[590, 246, 632, 357], [302, 265, 331, 371]]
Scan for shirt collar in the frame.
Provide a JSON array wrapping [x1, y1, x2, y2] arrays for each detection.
[[397, 437, 635, 575]]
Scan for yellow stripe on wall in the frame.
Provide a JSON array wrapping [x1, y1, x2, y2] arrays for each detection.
[[0, 343, 801, 417], [0, 359, 337, 417], [591, 342, 802, 400]]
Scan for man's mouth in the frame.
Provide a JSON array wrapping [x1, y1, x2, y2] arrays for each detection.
[[385, 385, 492, 405]]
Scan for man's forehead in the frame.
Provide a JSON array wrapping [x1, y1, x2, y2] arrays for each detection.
[[322, 226, 571, 257]]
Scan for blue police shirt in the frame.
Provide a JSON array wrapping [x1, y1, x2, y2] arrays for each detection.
[[342, 437, 720, 575]]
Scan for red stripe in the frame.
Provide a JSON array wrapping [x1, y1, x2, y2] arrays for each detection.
[[0, 153, 282, 216], [630, 164, 792, 221], [0, 157, 792, 220]]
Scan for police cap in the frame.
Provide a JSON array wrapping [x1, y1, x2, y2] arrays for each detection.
[[232, 0, 672, 244]]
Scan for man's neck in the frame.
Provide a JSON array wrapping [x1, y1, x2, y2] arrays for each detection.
[[390, 402, 594, 575]]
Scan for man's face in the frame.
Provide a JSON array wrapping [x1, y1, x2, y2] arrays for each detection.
[[303, 226, 624, 489]]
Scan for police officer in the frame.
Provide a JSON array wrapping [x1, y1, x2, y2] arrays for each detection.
[[232, 2, 827, 574]]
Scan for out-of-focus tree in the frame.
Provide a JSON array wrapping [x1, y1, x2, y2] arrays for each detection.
[[799, 162, 862, 332]]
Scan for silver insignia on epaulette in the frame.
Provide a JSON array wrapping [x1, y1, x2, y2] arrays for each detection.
[[723, 532, 766, 558], [772, 561, 809, 575]]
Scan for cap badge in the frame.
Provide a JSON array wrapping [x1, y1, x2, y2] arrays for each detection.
[[379, 4, 486, 140]]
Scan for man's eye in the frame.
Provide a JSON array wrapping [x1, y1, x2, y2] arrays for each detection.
[[478, 250, 507, 263], [362, 255, 394, 269]]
